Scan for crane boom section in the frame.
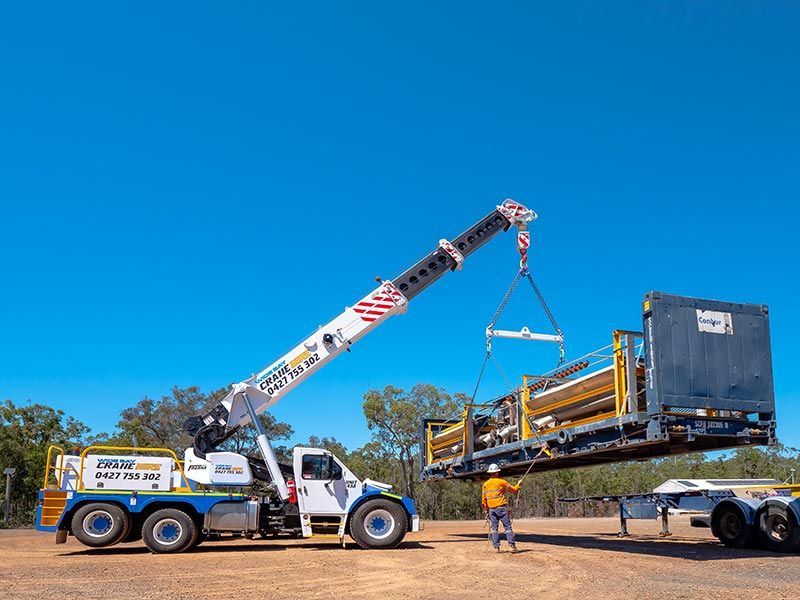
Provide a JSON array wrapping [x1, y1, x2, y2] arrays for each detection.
[[223, 280, 408, 430], [188, 199, 535, 453]]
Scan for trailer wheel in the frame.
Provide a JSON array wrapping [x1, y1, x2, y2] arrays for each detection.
[[71, 503, 130, 548], [711, 503, 753, 548], [142, 509, 198, 554], [756, 502, 800, 553], [350, 499, 407, 549]]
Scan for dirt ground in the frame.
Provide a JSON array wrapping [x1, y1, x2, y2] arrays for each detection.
[[2, 516, 799, 599]]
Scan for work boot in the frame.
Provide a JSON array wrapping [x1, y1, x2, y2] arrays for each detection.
[[493, 546, 501, 553], [510, 544, 519, 553]]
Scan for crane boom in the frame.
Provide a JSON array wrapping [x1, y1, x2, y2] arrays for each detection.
[[184, 199, 536, 498]]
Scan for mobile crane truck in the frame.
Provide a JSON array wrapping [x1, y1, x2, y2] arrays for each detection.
[[35, 199, 538, 552]]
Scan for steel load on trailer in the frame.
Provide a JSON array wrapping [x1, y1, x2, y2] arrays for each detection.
[[420, 292, 776, 480]]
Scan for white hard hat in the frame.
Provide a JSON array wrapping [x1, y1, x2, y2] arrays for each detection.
[[487, 463, 501, 473]]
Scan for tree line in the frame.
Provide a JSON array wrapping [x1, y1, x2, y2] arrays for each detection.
[[1, 384, 798, 526]]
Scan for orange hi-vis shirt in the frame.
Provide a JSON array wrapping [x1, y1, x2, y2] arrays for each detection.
[[481, 477, 521, 509]]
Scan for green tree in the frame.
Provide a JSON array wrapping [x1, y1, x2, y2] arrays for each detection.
[[362, 384, 462, 498], [304, 436, 349, 459], [110, 385, 293, 459], [110, 385, 222, 452], [225, 412, 294, 462], [347, 440, 398, 484], [0, 400, 90, 526]]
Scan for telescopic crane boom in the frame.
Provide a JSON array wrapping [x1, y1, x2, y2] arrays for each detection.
[[185, 199, 536, 499]]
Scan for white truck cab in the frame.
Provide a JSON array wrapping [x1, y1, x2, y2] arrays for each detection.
[[294, 447, 355, 516]]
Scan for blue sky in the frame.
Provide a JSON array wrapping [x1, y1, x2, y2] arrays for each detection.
[[2, 2, 798, 452]]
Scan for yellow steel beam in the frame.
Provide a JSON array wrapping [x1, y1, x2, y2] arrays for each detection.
[[43, 445, 65, 489], [613, 330, 627, 416], [521, 410, 617, 441], [525, 382, 616, 418]]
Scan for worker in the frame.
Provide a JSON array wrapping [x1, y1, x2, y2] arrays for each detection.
[[481, 463, 520, 553]]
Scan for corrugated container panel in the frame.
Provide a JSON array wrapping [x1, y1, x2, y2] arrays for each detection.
[[644, 292, 774, 415]]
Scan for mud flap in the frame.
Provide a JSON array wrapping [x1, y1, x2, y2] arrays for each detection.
[[55, 530, 68, 544], [338, 516, 347, 548], [411, 515, 421, 532]]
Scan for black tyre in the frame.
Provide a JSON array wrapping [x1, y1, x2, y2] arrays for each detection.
[[141, 509, 198, 554], [711, 503, 754, 549], [122, 519, 143, 543], [71, 503, 130, 548], [350, 499, 407, 549], [756, 502, 800, 553]]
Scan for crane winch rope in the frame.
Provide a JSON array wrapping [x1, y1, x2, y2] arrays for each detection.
[[469, 237, 566, 405]]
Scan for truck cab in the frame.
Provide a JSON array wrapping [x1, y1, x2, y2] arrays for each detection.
[[291, 447, 419, 543], [36, 444, 419, 553]]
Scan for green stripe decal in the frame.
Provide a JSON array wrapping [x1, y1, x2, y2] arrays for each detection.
[[62, 490, 244, 498]]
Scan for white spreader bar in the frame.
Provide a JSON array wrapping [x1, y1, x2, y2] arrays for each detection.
[[486, 326, 563, 344]]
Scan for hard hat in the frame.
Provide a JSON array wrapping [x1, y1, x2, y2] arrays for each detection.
[[487, 463, 501, 473]]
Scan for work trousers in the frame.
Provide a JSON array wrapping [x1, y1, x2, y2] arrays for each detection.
[[489, 506, 515, 547]]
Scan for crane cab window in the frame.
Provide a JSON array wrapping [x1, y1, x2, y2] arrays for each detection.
[[301, 455, 342, 480]]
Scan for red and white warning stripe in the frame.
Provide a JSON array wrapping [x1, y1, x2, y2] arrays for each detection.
[[353, 282, 407, 323], [497, 198, 536, 225], [438, 238, 464, 270], [504, 202, 528, 218], [517, 230, 531, 252]]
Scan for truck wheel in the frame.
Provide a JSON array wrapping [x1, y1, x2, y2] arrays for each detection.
[[142, 509, 198, 554], [350, 499, 407, 549], [71, 503, 130, 548], [756, 502, 800, 553], [711, 504, 753, 548], [122, 524, 143, 543]]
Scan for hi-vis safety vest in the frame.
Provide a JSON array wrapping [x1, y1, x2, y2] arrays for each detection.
[[482, 477, 521, 509]]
